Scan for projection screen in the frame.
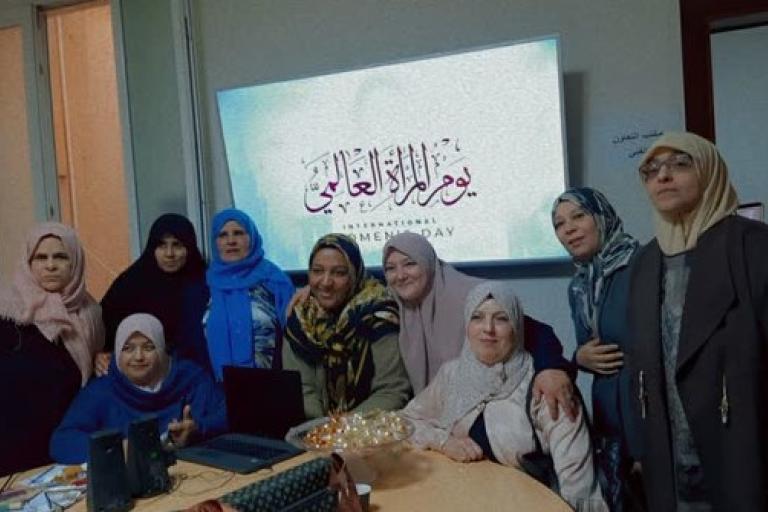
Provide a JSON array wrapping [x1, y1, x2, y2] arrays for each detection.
[[218, 36, 568, 272]]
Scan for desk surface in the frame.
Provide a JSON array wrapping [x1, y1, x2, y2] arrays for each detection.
[[19, 448, 570, 511], [363, 447, 570, 511]]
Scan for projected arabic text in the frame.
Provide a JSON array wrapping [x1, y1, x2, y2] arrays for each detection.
[[302, 137, 475, 215]]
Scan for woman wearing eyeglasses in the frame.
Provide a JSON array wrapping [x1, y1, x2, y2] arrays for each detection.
[[628, 132, 768, 511]]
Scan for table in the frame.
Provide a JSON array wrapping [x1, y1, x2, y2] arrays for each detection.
[[362, 448, 571, 511], [16, 448, 570, 511]]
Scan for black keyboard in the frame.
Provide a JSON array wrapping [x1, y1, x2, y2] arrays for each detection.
[[205, 437, 288, 460], [220, 458, 335, 512]]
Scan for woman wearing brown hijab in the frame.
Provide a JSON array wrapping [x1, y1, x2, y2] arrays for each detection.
[[628, 132, 768, 511]]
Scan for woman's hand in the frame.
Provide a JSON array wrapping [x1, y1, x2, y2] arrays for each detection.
[[286, 286, 310, 317], [576, 338, 623, 375], [532, 369, 578, 422], [440, 435, 484, 462], [93, 352, 112, 377], [168, 405, 198, 448]]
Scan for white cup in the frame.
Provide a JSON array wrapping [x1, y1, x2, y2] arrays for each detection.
[[355, 483, 372, 512]]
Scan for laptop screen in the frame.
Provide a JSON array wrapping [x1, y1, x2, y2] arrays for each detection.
[[222, 366, 306, 439]]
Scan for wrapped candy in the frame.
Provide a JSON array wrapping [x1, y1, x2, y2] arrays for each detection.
[[302, 410, 411, 451]]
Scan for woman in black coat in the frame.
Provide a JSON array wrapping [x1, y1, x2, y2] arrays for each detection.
[[628, 132, 768, 511]]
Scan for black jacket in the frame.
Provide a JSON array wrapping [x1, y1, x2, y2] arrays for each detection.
[[628, 215, 768, 511]]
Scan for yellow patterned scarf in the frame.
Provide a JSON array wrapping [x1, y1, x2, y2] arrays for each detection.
[[286, 234, 399, 413]]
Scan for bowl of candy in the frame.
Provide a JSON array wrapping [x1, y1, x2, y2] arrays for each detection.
[[286, 409, 413, 454], [286, 410, 413, 483]]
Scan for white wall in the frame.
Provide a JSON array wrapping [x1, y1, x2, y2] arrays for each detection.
[[119, 0, 189, 241], [184, 0, 685, 390]]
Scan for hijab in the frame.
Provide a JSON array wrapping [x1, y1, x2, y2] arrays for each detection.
[[205, 208, 295, 380], [552, 188, 639, 337], [107, 332, 213, 416], [640, 132, 739, 255], [286, 234, 399, 413], [382, 232, 483, 393], [438, 281, 531, 431], [0, 222, 104, 385], [114, 313, 170, 392], [100, 214, 208, 355]]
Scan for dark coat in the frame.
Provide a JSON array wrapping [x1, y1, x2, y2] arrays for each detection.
[[0, 319, 80, 475], [628, 215, 768, 511]]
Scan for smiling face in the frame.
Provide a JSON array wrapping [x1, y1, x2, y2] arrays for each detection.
[[154, 234, 188, 273], [383, 249, 429, 305], [118, 332, 164, 387], [309, 247, 354, 313], [467, 298, 517, 366], [215, 220, 251, 263], [641, 149, 702, 217], [29, 236, 72, 293], [553, 201, 601, 262]]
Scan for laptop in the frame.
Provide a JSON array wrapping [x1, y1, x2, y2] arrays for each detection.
[[175, 367, 307, 473], [736, 201, 765, 222]]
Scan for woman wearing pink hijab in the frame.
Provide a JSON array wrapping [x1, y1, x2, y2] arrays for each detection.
[[0, 222, 104, 475], [383, 232, 577, 420]]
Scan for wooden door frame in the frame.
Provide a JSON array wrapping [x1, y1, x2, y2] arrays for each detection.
[[679, 0, 768, 140], [0, 4, 57, 222]]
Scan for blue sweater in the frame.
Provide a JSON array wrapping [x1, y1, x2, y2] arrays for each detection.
[[50, 358, 227, 464]]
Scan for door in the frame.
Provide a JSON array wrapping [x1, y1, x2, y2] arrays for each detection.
[[0, 5, 50, 279], [43, 0, 133, 299]]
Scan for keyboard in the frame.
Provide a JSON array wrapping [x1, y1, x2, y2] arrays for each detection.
[[175, 433, 305, 473], [220, 457, 335, 512], [206, 436, 287, 460]]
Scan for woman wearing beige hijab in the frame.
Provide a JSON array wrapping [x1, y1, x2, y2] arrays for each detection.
[[0, 223, 104, 475], [628, 132, 768, 511]]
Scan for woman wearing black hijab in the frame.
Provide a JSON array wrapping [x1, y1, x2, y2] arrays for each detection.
[[95, 214, 209, 374]]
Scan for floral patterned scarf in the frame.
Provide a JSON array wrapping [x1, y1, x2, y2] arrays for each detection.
[[552, 187, 638, 338]]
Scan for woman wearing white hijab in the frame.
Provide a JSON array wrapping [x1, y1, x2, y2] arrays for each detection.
[[50, 313, 227, 464], [629, 132, 768, 511], [403, 281, 606, 511]]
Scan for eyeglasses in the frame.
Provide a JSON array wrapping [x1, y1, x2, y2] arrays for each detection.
[[638, 152, 693, 182]]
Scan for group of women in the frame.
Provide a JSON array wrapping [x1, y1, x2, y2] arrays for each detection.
[[0, 132, 765, 512]]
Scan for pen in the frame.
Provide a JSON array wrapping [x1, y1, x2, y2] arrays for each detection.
[[44, 484, 87, 493]]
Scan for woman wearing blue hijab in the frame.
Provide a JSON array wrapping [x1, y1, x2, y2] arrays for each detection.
[[552, 188, 642, 511], [204, 208, 295, 381]]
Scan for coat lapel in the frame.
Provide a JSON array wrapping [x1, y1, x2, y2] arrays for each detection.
[[676, 220, 735, 372]]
